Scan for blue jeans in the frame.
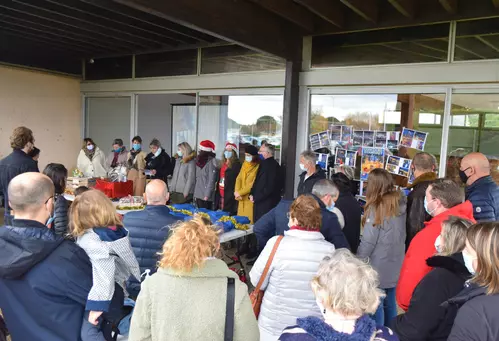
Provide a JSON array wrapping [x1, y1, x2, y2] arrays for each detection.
[[374, 287, 397, 327]]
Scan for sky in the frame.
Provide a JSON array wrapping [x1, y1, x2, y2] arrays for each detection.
[[228, 95, 283, 125]]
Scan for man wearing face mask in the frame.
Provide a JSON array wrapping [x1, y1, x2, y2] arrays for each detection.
[[253, 179, 349, 253], [0, 126, 39, 225], [297, 150, 326, 196], [0, 172, 95, 341], [396, 179, 475, 312], [459, 152, 499, 222]]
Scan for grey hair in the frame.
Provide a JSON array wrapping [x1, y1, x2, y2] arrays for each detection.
[[440, 216, 474, 256], [333, 165, 355, 180], [262, 143, 275, 156], [149, 138, 162, 148], [312, 179, 339, 199], [311, 249, 384, 317], [178, 142, 193, 156], [300, 150, 317, 166], [413, 152, 437, 172]]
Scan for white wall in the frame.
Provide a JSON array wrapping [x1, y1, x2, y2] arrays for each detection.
[[137, 93, 196, 155], [0, 65, 81, 171]]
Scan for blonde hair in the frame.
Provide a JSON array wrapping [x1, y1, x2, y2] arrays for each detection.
[[178, 142, 193, 158], [70, 190, 122, 237], [439, 216, 474, 256], [467, 222, 499, 295], [311, 249, 384, 317], [158, 216, 220, 272]]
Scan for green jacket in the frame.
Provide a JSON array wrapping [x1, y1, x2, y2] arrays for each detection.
[[129, 259, 259, 341]]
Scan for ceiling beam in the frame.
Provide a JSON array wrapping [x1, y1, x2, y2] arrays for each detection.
[[294, 0, 344, 27], [387, 0, 415, 18], [113, 0, 303, 60], [475, 35, 499, 53], [248, 0, 315, 32], [439, 0, 457, 14], [339, 0, 378, 23]]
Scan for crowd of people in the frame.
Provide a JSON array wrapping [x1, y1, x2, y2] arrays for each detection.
[[0, 126, 499, 341]]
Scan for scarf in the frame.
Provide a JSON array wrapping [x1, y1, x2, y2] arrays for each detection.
[[84, 147, 95, 161], [196, 151, 215, 169], [297, 315, 376, 341]]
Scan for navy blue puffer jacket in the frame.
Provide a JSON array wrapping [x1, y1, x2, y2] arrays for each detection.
[[465, 175, 499, 222], [123, 205, 181, 297]]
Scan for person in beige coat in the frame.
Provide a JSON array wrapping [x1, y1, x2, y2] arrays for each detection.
[[129, 216, 259, 341], [77, 138, 108, 178], [127, 136, 147, 196]]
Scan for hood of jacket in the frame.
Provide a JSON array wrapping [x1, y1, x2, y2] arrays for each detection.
[[300, 165, 326, 181], [426, 253, 471, 280], [408, 171, 437, 189], [296, 315, 376, 341], [0, 220, 64, 279], [425, 200, 475, 229]]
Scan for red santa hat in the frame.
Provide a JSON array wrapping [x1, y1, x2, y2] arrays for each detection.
[[225, 142, 238, 155], [199, 140, 215, 153]]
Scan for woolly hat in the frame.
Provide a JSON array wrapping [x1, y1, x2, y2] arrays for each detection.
[[245, 145, 258, 156], [225, 142, 238, 155], [199, 140, 215, 153]]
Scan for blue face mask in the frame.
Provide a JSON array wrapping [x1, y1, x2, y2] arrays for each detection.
[[258, 154, 265, 161], [327, 201, 335, 212], [177, 150, 183, 157], [224, 151, 232, 159], [424, 197, 436, 216], [132, 144, 141, 151], [245, 155, 253, 163], [114, 147, 122, 153]]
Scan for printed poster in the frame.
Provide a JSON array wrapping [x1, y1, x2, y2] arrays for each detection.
[[400, 128, 428, 151], [360, 147, 385, 181], [407, 166, 416, 184], [341, 126, 353, 143], [353, 130, 363, 147], [335, 148, 357, 167], [315, 153, 329, 170], [363, 131, 375, 147], [385, 155, 412, 178], [309, 131, 331, 150], [375, 131, 388, 148], [319, 131, 330, 148], [329, 125, 342, 142]]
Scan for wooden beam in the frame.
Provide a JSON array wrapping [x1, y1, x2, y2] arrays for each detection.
[[339, 0, 378, 23], [113, 0, 303, 60], [294, 0, 344, 28], [387, 0, 415, 18], [439, 0, 457, 14], [248, 0, 315, 32]]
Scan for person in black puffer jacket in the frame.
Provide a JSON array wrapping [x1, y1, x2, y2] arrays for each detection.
[[447, 222, 499, 341], [145, 138, 173, 183], [331, 172, 362, 253], [391, 216, 474, 341], [43, 163, 69, 236]]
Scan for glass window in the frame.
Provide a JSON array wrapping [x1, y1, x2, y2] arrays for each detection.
[[137, 94, 196, 155], [455, 18, 499, 61], [201, 45, 285, 74], [85, 56, 132, 80], [135, 49, 197, 78], [86, 97, 131, 150], [310, 93, 445, 184], [447, 94, 499, 184], [312, 23, 450, 68], [198, 95, 283, 162]]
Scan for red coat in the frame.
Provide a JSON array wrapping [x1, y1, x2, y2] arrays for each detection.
[[396, 201, 475, 311]]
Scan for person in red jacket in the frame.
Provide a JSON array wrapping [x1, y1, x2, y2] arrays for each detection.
[[396, 178, 475, 311]]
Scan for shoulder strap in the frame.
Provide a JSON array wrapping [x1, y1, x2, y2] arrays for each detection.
[[225, 277, 235, 341], [254, 235, 284, 292]]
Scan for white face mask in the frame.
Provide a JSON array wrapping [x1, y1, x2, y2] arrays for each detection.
[[299, 163, 307, 172], [434, 235, 442, 253], [154, 148, 162, 157], [86, 144, 94, 151], [245, 155, 253, 163], [462, 250, 477, 275]]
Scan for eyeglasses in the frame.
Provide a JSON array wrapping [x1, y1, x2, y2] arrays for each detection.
[[44, 196, 54, 205]]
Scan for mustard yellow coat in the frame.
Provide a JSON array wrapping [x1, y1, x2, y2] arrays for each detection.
[[235, 161, 260, 223]]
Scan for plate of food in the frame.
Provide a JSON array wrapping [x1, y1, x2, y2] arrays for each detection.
[[116, 195, 145, 211]]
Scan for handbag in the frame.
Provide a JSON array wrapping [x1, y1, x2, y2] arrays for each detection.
[[250, 235, 284, 318], [225, 278, 235, 341]]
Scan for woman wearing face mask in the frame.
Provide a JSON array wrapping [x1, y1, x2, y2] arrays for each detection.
[[127, 136, 147, 196], [77, 138, 108, 178], [234, 145, 259, 223], [193, 140, 218, 209], [391, 216, 474, 341], [106, 138, 128, 170], [357, 168, 407, 327], [250, 195, 335, 341], [145, 138, 172, 183], [279, 249, 398, 341], [219, 142, 242, 215], [447, 222, 499, 341], [170, 142, 196, 204]]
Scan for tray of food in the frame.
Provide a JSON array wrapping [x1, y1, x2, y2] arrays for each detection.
[[116, 195, 145, 210]]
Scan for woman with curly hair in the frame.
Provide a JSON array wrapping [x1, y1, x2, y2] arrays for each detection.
[[129, 216, 258, 341]]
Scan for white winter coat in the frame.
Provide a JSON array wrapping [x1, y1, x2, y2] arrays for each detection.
[[249, 229, 336, 341], [77, 147, 108, 178]]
